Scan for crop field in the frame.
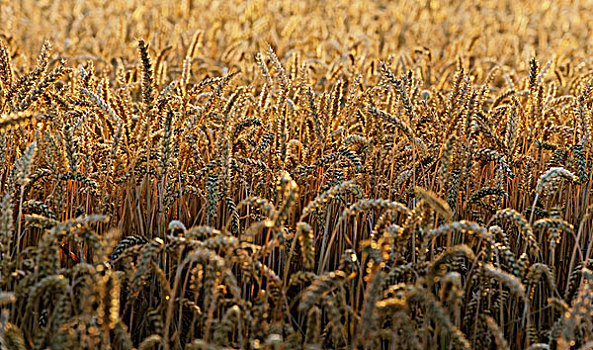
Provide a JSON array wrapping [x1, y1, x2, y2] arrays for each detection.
[[1, 0, 593, 349]]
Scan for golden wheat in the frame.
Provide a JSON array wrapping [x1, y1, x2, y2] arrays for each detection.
[[0, 0, 592, 349]]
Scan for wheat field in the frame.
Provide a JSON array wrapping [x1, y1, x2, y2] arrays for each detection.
[[0, 0, 592, 349]]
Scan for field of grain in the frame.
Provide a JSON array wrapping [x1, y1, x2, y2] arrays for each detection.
[[0, 0, 593, 349]]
